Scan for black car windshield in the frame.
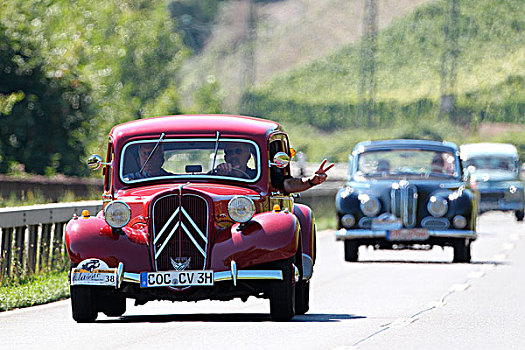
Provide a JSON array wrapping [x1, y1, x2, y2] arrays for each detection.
[[356, 149, 458, 179], [464, 156, 516, 174], [120, 138, 260, 183]]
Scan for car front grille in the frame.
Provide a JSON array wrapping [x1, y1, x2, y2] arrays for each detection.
[[151, 194, 209, 271], [391, 183, 418, 228]]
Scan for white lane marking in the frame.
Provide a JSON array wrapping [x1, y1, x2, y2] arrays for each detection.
[[492, 253, 507, 262], [0, 299, 70, 317], [502, 242, 516, 250], [449, 283, 470, 292], [425, 300, 446, 309], [467, 270, 485, 279]]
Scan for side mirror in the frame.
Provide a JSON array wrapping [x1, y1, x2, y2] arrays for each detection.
[[87, 154, 111, 170], [270, 152, 290, 168]]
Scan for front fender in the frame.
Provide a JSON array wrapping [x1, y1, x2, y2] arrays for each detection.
[[293, 203, 315, 263], [65, 216, 150, 272], [210, 211, 300, 271]]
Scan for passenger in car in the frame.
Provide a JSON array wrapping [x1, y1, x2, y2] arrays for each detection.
[[431, 154, 445, 173], [124, 143, 172, 180]]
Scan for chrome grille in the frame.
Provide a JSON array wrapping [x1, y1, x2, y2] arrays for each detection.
[[391, 182, 418, 228], [152, 194, 209, 271]]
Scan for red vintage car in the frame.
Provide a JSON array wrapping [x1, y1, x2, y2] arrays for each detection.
[[65, 114, 316, 322]]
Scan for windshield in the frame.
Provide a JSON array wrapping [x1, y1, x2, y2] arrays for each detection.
[[464, 156, 516, 173], [120, 138, 260, 183], [355, 149, 459, 179]]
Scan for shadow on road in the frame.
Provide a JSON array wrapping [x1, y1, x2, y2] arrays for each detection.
[[353, 259, 507, 265], [98, 313, 365, 323]]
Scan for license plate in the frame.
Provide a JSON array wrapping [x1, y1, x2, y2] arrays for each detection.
[[71, 268, 118, 286], [140, 270, 214, 288], [387, 228, 429, 241]]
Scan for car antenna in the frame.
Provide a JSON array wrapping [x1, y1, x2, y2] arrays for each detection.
[[211, 131, 220, 173], [139, 132, 165, 175]]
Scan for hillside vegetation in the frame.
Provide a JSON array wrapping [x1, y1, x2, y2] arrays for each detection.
[[248, 0, 523, 132]]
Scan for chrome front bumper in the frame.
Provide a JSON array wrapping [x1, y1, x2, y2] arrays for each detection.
[[335, 228, 477, 241], [121, 260, 299, 288]]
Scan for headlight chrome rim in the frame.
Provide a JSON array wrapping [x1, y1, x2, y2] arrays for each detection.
[[427, 196, 448, 217], [341, 214, 356, 229], [452, 215, 467, 229], [104, 201, 131, 228], [228, 195, 255, 223], [359, 194, 381, 217]]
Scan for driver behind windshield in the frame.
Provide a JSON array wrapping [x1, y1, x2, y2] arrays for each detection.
[[216, 143, 256, 179], [124, 143, 172, 180]]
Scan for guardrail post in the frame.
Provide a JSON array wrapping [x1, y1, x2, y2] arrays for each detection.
[[39, 224, 52, 271], [1, 227, 14, 278], [28, 225, 39, 274], [13, 226, 26, 275], [52, 222, 66, 267]]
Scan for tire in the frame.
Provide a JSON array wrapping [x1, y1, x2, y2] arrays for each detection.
[[453, 239, 471, 263], [344, 240, 359, 262], [269, 258, 296, 321], [70, 286, 98, 323], [295, 280, 310, 315], [103, 295, 126, 317], [515, 210, 524, 221]]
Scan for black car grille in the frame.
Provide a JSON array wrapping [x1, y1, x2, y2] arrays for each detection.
[[152, 194, 209, 271], [480, 192, 504, 201], [391, 184, 418, 228]]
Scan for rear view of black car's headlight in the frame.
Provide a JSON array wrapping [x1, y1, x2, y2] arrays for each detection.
[[104, 201, 131, 228], [427, 196, 448, 217]]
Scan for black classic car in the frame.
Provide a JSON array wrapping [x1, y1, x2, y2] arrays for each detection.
[[335, 139, 477, 263]]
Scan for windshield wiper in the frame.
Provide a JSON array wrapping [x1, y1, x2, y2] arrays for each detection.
[[210, 131, 220, 174], [139, 132, 165, 175]]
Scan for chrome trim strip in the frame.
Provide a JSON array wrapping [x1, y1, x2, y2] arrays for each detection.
[[231, 260, 238, 286], [181, 206, 208, 243], [214, 270, 283, 282], [154, 207, 180, 244], [123, 272, 140, 284], [155, 221, 180, 259], [181, 222, 206, 257], [335, 228, 477, 240]]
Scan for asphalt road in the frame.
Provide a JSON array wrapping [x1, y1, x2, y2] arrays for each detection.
[[1, 212, 524, 350]]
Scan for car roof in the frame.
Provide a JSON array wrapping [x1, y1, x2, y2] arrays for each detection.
[[460, 143, 518, 159], [353, 139, 459, 154], [109, 115, 282, 146]]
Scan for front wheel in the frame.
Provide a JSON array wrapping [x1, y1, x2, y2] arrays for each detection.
[[453, 239, 471, 263], [344, 240, 359, 262], [70, 286, 98, 323], [295, 280, 310, 315], [515, 210, 524, 221], [269, 258, 296, 321]]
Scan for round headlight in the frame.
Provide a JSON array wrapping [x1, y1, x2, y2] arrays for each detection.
[[341, 214, 356, 229], [427, 196, 448, 217], [359, 194, 381, 217], [228, 196, 255, 223], [104, 201, 131, 228], [452, 215, 467, 229]]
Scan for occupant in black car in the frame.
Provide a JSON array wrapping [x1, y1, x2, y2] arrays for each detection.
[[124, 143, 172, 180], [431, 153, 445, 173]]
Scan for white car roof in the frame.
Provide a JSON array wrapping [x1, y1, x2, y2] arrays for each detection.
[[460, 143, 518, 160]]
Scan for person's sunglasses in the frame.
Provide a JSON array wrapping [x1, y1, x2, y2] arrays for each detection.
[[225, 148, 244, 156]]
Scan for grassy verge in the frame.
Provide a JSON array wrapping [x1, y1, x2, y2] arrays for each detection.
[[0, 270, 69, 312]]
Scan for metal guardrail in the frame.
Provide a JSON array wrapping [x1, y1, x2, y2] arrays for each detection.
[[0, 201, 103, 279], [0, 165, 348, 279]]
